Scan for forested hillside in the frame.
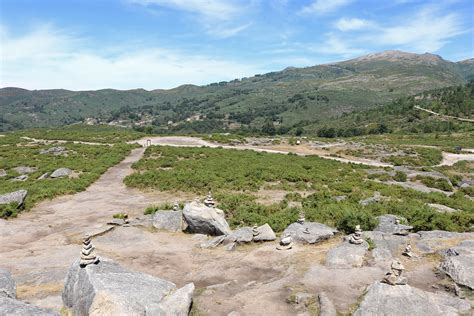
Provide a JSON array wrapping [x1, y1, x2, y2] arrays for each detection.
[[1, 51, 473, 133]]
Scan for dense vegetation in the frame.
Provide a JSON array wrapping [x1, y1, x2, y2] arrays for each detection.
[[125, 146, 473, 233], [1, 52, 472, 134], [312, 83, 473, 137], [0, 133, 136, 218]]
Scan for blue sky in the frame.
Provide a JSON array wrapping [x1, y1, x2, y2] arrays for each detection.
[[1, 0, 473, 90]]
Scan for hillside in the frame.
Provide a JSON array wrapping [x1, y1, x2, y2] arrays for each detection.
[[311, 83, 474, 137], [1, 50, 473, 132]]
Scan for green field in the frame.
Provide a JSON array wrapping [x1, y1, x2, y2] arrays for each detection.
[[125, 146, 474, 233]]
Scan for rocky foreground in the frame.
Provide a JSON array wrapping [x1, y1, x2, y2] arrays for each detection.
[[1, 198, 473, 315]]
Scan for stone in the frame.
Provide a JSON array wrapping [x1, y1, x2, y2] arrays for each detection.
[[50, 167, 72, 178], [172, 202, 180, 211], [0, 297, 58, 315], [12, 166, 37, 174], [80, 235, 100, 268], [439, 240, 474, 289], [333, 195, 347, 202], [0, 269, 16, 299], [318, 292, 336, 316], [200, 235, 226, 249], [326, 241, 369, 268], [277, 234, 293, 250], [0, 190, 27, 207], [364, 231, 410, 263], [375, 214, 412, 235], [183, 201, 231, 235], [152, 210, 183, 232], [282, 222, 337, 244], [38, 172, 49, 180], [402, 244, 414, 258], [416, 231, 474, 254], [359, 191, 382, 206], [225, 242, 237, 251], [297, 210, 305, 224], [353, 282, 470, 316], [427, 203, 459, 213], [62, 258, 194, 316], [224, 227, 253, 245], [293, 292, 314, 305], [0, 169, 6, 177], [252, 223, 276, 242], [382, 259, 407, 286], [39, 146, 67, 155], [11, 174, 28, 181]]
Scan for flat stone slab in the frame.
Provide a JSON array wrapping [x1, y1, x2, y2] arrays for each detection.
[[224, 227, 253, 244], [354, 282, 471, 316], [0, 269, 16, 299], [63, 258, 194, 315], [0, 297, 58, 315], [50, 168, 72, 178], [325, 241, 368, 268], [439, 240, 474, 289], [13, 166, 37, 174], [152, 210, 183, 232], [200, 235, 226, 249], [364, 231, 409, 263], [0, 190, 27, 207], [374, 214, 412, 235], [282, 222, 337, 244]]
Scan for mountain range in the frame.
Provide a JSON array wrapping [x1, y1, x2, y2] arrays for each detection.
[[1, 50, 473, 132]]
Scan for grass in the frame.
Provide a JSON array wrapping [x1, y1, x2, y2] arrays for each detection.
[[125, 145, 474, 233], [0, 133, 135, 218]]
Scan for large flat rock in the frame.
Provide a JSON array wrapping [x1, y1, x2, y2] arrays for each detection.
[[152, 210, 183, 232], [325, 241, 368, 268], [62, 258, 194, 315], [183, 201, 231, 236], [439, 240, 474, 289], [374, 214, 412, 235], [282, 222, 337, 244], [0, 297, 58, 315], [354, 282, 470, 316], [252, 223, 276, 242], [364, 231, 409, 263], [0, 269, 16, 298]]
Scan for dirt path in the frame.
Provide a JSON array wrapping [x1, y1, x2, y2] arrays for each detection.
[[131, 136, 392, 167], [439, 151, 474, 166]]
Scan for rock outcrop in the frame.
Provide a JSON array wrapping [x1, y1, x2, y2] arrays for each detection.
[[375, 214, 412, 235], [50, 167, 72, 178], [353, 282, 470, 316], [223, 227, 253, 244], [0, 268, 58, 315], [0, 269, 15, 299], [62, 258, 194, 316], [153, 210, 183, 232], [439, 240, 474, 289], [183, 201, 231, 235], [282, 222, 337, 244], [325, 240, 368, 268], [0, 190, 27, 207], [318, 292, 336, 316], [13, 166, 37, 174]]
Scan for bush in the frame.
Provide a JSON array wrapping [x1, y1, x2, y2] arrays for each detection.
[[0, 202, 19, 219], [393, 171, 407, 182]]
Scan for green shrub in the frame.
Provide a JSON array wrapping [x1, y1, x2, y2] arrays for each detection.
[[393, 171, 407, 182], [0, 202, 19, 219]]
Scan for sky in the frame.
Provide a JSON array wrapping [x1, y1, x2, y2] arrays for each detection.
[[0, 0, 473, 90]]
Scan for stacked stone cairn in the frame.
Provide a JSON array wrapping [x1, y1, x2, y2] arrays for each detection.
[[348, 225, 364, 245], [382, 259, 407, 285], [252, 224, 260, 237], [402, 244, 414, 258], [203, 191, 215, 208], [277, 233, 293, 250], [172, 202, 180, 212], [80, 235, 100, 268], [297, 210, 305, 224]]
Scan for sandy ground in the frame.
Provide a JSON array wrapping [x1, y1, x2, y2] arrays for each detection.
[[438, 151, 474, 166], [1, 137, 472, 315]]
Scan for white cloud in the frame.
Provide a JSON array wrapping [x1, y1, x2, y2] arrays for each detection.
[[128, 0, 242, 21], [375, 8, 465, 52], [335, 18, 375, 31], [300, 0, 353, 15], [310, 33, 366, 58], [0, 25, 264, 90], [205, 23, 252, 39]]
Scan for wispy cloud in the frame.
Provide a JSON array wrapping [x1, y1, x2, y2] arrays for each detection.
[[0, 24, 263, 90], [309, 33, 366, 58], [335, 18, 375, 31], [128, 0, 242, 21], [300, 0, 353, 15], [205, 22, 252, 39], [374, 7, 465, 51]]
